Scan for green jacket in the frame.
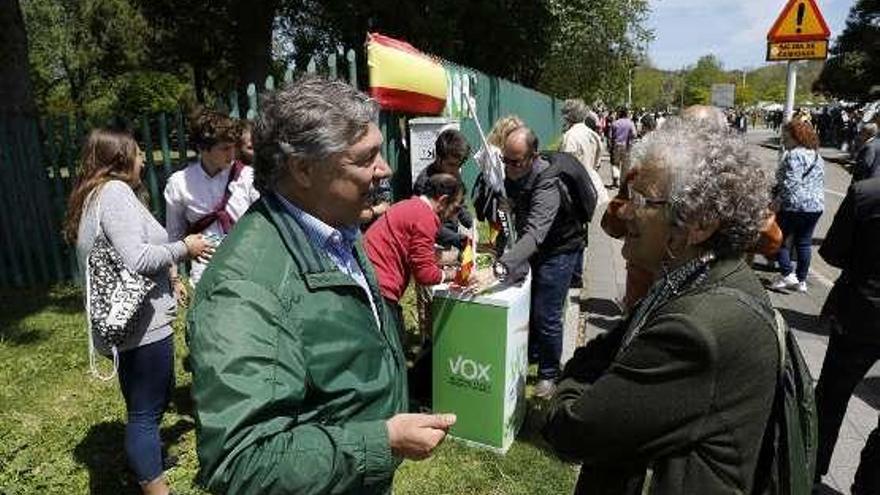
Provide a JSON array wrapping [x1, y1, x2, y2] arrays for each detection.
[[186, 194, 408, 495], [543, 258, 778, 495]]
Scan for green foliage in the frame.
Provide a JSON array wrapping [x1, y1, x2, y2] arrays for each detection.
[[22, 0, 149, 116], [814, 0, 880, 101], [632, 66, 679, 110], [630, 56, 828, 110], [114, 71, 192, 117], [537, 0, 653, 105], [133, 0, 238, 102], [735, 84, 756, 107], [683, 55, 726, 105]]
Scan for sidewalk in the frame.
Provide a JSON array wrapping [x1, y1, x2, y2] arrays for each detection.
[[577, 182, 879, 494]]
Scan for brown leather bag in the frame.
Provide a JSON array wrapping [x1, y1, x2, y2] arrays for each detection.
[[754, 210, 783, 256]]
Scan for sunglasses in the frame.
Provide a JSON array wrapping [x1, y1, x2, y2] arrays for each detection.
[[501, 155, 529, 167]]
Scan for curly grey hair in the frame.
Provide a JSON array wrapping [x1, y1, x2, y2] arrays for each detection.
[[562, 99, 589, 127], [252, 75, 379, 192], [631, 118, 771, 257]]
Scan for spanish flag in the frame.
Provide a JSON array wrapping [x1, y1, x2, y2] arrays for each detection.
[[454, 237, 475, 286], [367, 33, 448, 115]]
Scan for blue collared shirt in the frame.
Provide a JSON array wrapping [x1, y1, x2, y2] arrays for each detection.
[[275, 193, 381, 328]]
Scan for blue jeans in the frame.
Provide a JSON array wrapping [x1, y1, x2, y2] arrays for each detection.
[[776, 210, 822, 282], [118, 334, 175, 484], [529, 250, 581, 380]]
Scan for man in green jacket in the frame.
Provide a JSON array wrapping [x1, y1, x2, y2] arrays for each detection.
[[187, 75, 456, 495]]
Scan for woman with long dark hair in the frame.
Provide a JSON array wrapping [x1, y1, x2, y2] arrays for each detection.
[[64, 128, 211, 495]]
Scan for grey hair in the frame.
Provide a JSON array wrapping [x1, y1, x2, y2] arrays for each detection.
[[562, 99, 589, 126], [863, 123, 878, 138], [631, 118, 771, 257], [252, 75, 379, 192]]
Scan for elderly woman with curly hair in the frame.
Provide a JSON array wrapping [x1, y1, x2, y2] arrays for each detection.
[[542, 120, 780, 495]]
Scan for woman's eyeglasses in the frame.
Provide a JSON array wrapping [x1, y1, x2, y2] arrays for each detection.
[[627, 189, 668, 210]]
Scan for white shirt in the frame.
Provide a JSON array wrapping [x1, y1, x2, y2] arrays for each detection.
[[560, 122, 604, 170], [164, 160, 260, 284]]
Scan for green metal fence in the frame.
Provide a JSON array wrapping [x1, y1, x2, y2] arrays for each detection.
[[0, 48, 561, 288]]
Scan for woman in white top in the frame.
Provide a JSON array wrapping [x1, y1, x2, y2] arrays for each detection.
[[164, 110, 260, 291]]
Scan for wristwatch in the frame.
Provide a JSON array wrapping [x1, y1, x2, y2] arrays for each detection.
[[492, 261, 508, 282]]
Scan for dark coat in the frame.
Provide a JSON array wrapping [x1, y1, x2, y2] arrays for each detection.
[[820, 177, 880, 344], [499, 157, 585, 281], [853, 138, 880, 183], [542, 258, 778, 495]]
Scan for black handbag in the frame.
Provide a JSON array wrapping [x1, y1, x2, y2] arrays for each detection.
[[84, 191, 156, 380]]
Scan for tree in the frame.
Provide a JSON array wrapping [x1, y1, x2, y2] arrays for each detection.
[[280, 0, 651, 103], [22, 0, 149, 113], [1, 0, 36, 119], [134, 0, 237, 103], [631, 65, 678, 110], [683, 55, 726, 105], [537, 0, 653, 104], [813, 0, 879, 101]]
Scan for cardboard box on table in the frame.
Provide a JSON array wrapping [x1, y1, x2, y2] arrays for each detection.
[[431, 275, 531, 453]]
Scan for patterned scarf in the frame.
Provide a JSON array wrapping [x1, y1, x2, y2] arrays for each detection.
[[616, 251, 717, 358]]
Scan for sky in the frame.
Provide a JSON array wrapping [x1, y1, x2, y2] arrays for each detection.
[[647, 0, 854, 71]]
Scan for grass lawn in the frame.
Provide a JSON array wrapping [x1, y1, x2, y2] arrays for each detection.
[[0, 285, 577, 494]]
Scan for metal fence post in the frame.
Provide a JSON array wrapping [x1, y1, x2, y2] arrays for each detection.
[[247, 83, 258, 120], [140, 117, 162, 218], [328, 53, 337, 80], [158, 113, 173, 183], [347, 49, 357, 88]]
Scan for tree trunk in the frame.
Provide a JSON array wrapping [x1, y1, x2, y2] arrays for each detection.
[[0, 0, 36, 119], [232, 0, 278, 107]]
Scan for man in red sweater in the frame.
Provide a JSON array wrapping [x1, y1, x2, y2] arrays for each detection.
[[365, 173, 463, 330]]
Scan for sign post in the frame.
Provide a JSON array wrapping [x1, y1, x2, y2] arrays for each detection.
[[766, 0, 831, 122]]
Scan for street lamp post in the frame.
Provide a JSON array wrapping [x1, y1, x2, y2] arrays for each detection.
[[627, 66, 637, 109]]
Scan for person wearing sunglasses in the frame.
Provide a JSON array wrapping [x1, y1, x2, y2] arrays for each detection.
[[479, 126, 588, 399]]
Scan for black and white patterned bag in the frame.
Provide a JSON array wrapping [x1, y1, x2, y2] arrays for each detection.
[[85, 192, 155, 380]]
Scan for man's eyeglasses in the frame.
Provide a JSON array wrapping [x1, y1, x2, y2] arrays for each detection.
[[627, 189, 668, 210], [501, 155, 528, 167]]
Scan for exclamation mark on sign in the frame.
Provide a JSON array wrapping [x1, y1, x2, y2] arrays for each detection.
[[796, 3, 806, 33]]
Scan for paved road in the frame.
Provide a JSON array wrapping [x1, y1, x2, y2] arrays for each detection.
[[579, 127, 879, 493]]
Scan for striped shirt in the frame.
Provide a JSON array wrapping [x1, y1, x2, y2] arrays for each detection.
[[274, 193, 381, 328]]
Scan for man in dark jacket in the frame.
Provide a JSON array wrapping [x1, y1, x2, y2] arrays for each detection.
[[852, 123, 880, 183], [815, 176, 880, 493], [490, 126, 585, 398], [186, 75, 455, 495]]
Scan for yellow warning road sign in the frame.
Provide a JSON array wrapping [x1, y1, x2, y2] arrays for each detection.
[[767, 0, 831, 42], [766, 40, 829, 61]]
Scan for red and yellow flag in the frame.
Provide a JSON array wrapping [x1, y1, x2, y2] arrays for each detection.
[[454, 238, 475, 286], [367, 33, 448, 115]]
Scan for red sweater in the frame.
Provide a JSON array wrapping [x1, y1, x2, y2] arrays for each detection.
[[365, 197, 442, 302]]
